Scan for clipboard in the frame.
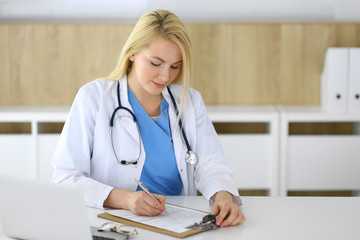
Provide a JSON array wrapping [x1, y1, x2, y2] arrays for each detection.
[[97, 203, 212, 238]]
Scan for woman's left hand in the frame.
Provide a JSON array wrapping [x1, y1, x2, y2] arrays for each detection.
[[211, 191, 246, 227]]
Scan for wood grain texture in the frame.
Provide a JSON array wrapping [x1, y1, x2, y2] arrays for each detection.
[[1, 23, 360, 105]]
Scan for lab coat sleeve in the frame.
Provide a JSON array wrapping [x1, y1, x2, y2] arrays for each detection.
[[52, 85, 113, 209], [190, 90, 242, 206]]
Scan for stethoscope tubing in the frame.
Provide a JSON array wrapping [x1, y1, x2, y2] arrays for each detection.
[[110, 80, 197, 165], [166, 86, 193, 153], [110, 80, 137, 128]]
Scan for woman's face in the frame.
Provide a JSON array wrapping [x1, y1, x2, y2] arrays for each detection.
[[128, 35, 182, 97]]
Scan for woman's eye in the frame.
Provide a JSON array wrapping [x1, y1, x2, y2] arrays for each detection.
[[171, 65, 179, 70], [151, 61, 161, 67]]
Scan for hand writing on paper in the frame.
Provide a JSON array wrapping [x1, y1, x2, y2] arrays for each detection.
[[127, 191, 167, 216], [211, 191, 246, 227], [103, 189, 166, 216]]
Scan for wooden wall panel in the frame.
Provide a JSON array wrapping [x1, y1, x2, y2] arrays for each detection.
[[0, 24, 134, 105], [189, 24, 283, 105], [0, 23, 360, 106]]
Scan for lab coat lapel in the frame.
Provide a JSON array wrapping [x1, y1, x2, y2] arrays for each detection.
[[118, 76, 146, 163], [119, 76, 132, 112], [162, 85, 189, 195]]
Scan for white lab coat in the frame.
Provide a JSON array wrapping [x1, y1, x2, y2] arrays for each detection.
[[52, 76, 241, 209]]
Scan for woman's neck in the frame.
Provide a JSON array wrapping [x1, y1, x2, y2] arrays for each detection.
[[127, 76, 163, 117]]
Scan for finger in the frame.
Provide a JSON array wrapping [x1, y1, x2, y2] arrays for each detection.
[[153, 194, 166, 205], [238, 214, 246, 224], [238, 211, 246, 224], [220, 210, 236, 227], [224, 209, 246, 227], [229, 213, 245, 226], [215, 205, 230, 226], [136, 204, 162, 216], [132, 192, 163, 216], [211, 203, 220, 216], [137, 199, 164, 216], [143, 195, 163, 209], [142, 194, 166, 212]]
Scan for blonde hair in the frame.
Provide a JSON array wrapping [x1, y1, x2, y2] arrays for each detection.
[[107, 9, 192, 123]]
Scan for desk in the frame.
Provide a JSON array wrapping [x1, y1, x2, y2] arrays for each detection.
[[1, 196, 360, 240]]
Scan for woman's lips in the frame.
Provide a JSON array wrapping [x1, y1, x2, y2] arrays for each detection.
[[152, 81, 165, 88]]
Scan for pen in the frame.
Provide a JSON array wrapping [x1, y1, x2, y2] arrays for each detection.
[[135, 178, 168, 213]]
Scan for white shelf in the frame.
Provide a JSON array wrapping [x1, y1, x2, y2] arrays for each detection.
[[0, 106, 70, 122], [279, 105, 360, 196], [206, 105, 279, 196], [206, 105, 278, 122], [0, 106, 70, 181], [0, 134, 34, 179], [1, 105, 359, 197], [278, 106, 360, 122]]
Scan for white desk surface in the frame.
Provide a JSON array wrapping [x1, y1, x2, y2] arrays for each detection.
[[1, 196, 360, 240]]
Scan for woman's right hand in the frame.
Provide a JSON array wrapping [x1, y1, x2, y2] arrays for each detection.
[[103, 188, 166, 216], [126, 191, 166, 216]]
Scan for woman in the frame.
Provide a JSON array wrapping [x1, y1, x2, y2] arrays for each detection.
[[52, 9, 245, 227]]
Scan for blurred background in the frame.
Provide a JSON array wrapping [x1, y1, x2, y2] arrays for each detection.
[[1, 0, 359, 106], [0, 0, 359, 197]]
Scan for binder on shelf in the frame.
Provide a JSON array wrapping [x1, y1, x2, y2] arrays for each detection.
[[348, 48, 360, 113], [321, 48, 349, 113]]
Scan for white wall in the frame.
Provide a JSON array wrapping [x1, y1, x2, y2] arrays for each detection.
[[0, 0, 359, 23]]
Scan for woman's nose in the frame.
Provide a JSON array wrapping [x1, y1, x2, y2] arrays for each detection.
[[159, 68, 170, 82]]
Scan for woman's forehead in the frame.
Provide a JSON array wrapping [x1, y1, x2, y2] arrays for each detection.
[[142, 36, 182, 63]]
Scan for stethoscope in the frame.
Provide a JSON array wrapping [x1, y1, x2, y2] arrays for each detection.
[[109, 81, 199, 165]]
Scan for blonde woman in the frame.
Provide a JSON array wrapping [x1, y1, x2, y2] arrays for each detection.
[[52, 9, 245, 227]]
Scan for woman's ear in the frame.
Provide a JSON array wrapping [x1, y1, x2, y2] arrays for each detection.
[[129, 54, 135, 61]]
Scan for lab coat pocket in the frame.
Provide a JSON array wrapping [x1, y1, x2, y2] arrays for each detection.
[[110, 115, 142, 162]]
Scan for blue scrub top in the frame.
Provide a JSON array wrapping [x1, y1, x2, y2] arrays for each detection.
[[128, 88, 183, 195]]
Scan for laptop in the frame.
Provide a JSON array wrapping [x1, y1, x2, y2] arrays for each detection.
[[0, 175, 125, 240]]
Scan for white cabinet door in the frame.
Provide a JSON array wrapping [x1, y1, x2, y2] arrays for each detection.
[[219, 134, 273, 190], [0, 135, 35, 179], [288, 135, 360, 190], [38, 134, 61, 182]]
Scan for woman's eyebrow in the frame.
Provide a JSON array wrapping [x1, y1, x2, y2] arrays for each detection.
[[151, 56, 182, 65]]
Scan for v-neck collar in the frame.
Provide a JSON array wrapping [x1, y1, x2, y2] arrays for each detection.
[[128, 88, 171, 138]]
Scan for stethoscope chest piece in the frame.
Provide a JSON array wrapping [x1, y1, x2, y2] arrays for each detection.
[[185, 151, 198, 165]]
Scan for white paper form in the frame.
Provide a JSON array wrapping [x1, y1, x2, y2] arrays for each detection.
[[106, 203, 209, 233]]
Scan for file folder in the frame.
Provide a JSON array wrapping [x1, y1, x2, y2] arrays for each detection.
[[348, 48, 360, 113], [321, 48, 349, 113]]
